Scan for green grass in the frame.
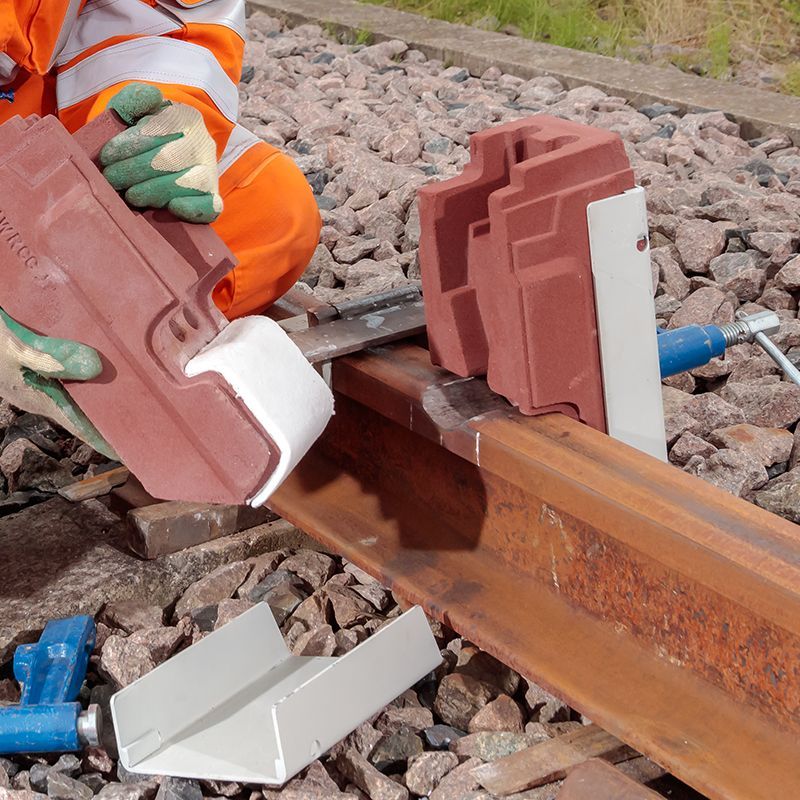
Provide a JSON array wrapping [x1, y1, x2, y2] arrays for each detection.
[[362, 0, 800, 89], [706, 14, 732, 78], [355, 27, 374, 45], [363, 0, 635, 53], [324, 21, 375, 45], [782, 0, 800, 24], [781, 62, 800, 94]]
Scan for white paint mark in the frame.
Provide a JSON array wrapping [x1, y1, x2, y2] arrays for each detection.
[[655, 644, 685, 667], [539, 504, 565, 533], [550, 544, 560, 592], [363, 314, 386, 329], [475, 431, 481, 466], [442, 377, 472, 388]]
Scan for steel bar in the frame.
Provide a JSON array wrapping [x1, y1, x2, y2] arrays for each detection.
[[288, 299, 426, 363], [268, 286, 337, 325], [557, 760, 662, 800], [473, 724, 634, 794], [753, 331, 800, 387], [730, 310, 800, 387], [58, 466, 130, 502], [269, 342, 800, 800], [126, 502, 276, 560]]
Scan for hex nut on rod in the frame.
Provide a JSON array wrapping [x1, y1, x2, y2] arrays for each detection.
[[77, 705, 103, 748], [727, 311, 800, 388], [718, 311, 780, 346]]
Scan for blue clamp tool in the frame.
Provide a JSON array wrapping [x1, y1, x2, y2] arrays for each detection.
[[0, 616, 102, 754], [658, 309, 800, 385]]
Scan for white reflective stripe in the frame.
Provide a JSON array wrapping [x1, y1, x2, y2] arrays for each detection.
[[56, 36, 239, 121], [219, 124, 261, 175], [155, 0, 246, 40], [48, 0, 87, 69], [56, 0, 181, 67], [0, 54, 18, 86]]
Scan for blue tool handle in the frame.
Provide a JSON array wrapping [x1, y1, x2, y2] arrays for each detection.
[[0, 703, 82, 754], [15, 616, 95, 706], [658, 324, 727, 378]]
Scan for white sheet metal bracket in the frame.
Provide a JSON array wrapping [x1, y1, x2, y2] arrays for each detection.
[[111, 604, 442, 784], [587, 187, 667, 461], [185, 316, 335, 507]]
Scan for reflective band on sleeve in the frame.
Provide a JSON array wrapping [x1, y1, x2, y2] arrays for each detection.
[[219, 124, 261, 175], [48, 0, 89, 70], [56, 0, 181, 67], [0, 54, 18, 85], [155, 0, 246, 40], [56, 36, 239, 121]]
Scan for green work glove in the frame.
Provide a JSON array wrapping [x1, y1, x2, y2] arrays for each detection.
[[100, 83, 223, 224], [0, 309, 117, 460]]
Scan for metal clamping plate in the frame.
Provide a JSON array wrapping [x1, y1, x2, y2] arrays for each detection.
[[111, 605, 442, 784]]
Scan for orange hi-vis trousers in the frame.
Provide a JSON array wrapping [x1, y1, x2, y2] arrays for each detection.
[[0, 0, 321, 320]]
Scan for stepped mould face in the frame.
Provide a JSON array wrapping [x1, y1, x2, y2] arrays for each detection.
[[418, 115, 635, 432]]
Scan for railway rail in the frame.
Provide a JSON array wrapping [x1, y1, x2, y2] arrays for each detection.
[[260, 333, 800, 800]]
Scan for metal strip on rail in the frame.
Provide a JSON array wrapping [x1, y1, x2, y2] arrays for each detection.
[[269, 342, 800, 800]]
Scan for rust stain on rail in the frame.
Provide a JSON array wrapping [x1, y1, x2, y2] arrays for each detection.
[[270, 343, 800, 799], [539, 498, 800, 724]]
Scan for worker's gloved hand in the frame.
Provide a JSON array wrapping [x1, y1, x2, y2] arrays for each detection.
[[100, 83, 223, 224], [0, 309, 117, 460]]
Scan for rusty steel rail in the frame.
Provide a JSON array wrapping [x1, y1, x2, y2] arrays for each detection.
[[269, 342, 800, 800]]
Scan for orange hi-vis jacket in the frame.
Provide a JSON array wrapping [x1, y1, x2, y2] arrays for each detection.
[[0, 0, 321, 319]]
